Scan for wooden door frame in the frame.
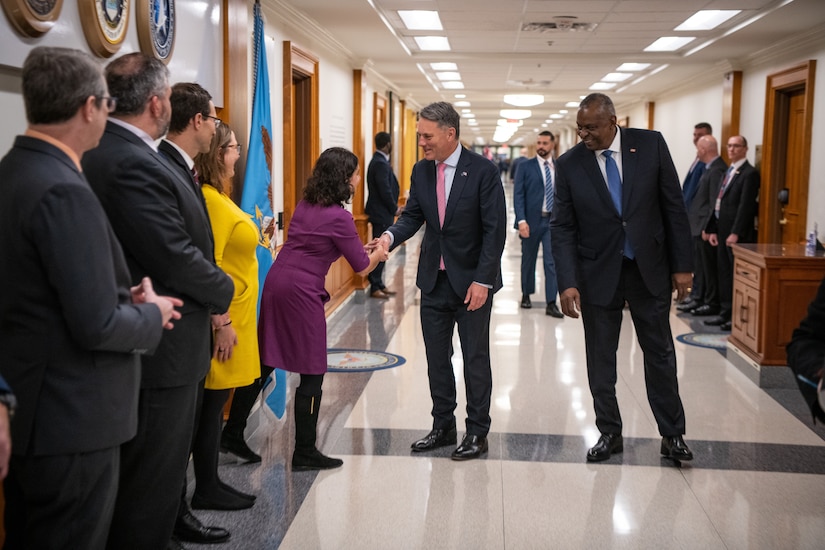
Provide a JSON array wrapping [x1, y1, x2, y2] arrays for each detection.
[[759, 61, 816, 243]]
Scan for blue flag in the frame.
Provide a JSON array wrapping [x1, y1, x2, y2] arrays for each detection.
[[242, 1, 286, 419]]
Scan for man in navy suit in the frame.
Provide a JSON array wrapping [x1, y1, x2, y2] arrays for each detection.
[[83, 53, 234, 549], [365, 131, 401, 298], [0, 47, 180, 549], [379, 102, 506, 461], [704, 135, 760, 331], [513, 130, 563, 317], [552, 93, 694, 463]]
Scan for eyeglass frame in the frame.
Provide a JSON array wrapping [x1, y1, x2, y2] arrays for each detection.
[[221, 143, 243, 154], [95, 95, 117, 113], [205, 114, 222, 127]]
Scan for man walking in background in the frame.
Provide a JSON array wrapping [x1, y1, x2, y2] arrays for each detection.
[[366, 131, 401, 299]]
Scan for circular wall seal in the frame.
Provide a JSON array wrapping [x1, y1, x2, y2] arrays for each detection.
[[136, 0, 175, 64], [1, 0, 63, 37], [79, 0, 129, 57]]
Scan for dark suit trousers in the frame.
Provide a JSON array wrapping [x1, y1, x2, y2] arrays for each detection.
[[690, 235, 705, 301], [580, 259, 686, 436], [4, 448, 119, 550], [699, 238, 719, 308], [520, 216, 559, 302], [368, 220, 390, 292], [420, 271, 493, 436], [717, 237, 734, 321], [106, 383, 199, 549]]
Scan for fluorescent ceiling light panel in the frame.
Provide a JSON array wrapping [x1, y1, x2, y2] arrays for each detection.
[[589, 82, 616, 90], [675, 10, 740, 31], [430, 62, 457, 71], [616, 63, 651, 72], [414, 36, 450, 51], [454, 100, 471, 107], [499, 109, 531, 119], [442, 81, 464, 89], [565, 101, 580, 107], [644, 36, 695, 52], [602, 72, 633, 82], [398, 10, 442, 30], [503, 94, 544, 107], [436, 71, 462, 81]]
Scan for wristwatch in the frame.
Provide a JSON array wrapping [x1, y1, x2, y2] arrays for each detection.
[[0, 391, 16, 417]]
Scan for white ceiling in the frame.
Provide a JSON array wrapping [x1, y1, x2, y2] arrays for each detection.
[[275, 0, 825, 144]]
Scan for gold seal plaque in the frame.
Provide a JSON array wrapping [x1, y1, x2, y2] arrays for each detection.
[[1, 0, 63, 37], [79, 0, 129, 57], [136, 0, 175, 64]]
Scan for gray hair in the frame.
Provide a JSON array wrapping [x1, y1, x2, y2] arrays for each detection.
[[419, 101, 461, 139], [22, 46, 106, 125], [580, 93, 616, 117], [105, 52, 170, 116]]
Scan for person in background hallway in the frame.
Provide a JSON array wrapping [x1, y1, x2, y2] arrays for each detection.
[[0, 373, 13, 481], [552, 93, 694, 463], [258, 147, 387, 471], [787, 275, 825, 423], [509, 148, 528, 183], [514, 130, 563, 318], [366, 131, 401, 299], [0, 47, 180, 550], [378, 102, 507, 461], [82, 54, 235, 549], [677, 122, 712, 310], [684, 135, 726, 318], [703, 135, 760, 332]]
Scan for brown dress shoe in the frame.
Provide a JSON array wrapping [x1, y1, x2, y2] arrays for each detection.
[[370, 290, 390, 299]]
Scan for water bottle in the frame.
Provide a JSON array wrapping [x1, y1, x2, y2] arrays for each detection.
[[806, 223, 818, 256]]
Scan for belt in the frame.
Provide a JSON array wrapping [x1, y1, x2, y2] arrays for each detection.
[[541, 212, 552, 218]]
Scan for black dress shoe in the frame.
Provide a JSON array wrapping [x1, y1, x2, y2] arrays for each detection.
[[703, 316, 727, 326], [191, 490, 254, 511], [451, 434, 488, 461], [411, 427, 457, 452], [167, 536, 187, 550], [173, 509, 230, 544], [720, 321, 732, 331], [220, 432, 262, 463], [520, 294, 532, 309], [660, 435, 694, 461], [691, 304, 720, 316], [586, 433, 623, 462], [219, 480, 256, 501], [676, 300, 698, 312], [545, 303, 564, 318]]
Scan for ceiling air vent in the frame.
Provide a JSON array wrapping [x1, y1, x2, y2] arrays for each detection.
[[522, 16, 596, 32]]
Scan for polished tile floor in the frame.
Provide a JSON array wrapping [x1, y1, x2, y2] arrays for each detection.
[[188, 184, 825, 549]]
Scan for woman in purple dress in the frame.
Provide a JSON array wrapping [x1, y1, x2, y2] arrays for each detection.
[[258, 147, 387, 470]]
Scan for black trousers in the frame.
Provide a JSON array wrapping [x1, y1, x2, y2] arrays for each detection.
[[580, 259, 686, 437], [698, 237, 720, 308], [420, 271, 494, 436], [368, 219, 390, 292]]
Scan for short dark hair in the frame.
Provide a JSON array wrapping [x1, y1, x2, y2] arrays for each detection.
[[168, 82, 212, 134], [580, 93, 616, 117], [304, 147, 359, 207], [696, 122, 712, 134], [22, 47, 106, 125], [375, 132, 391, 150], [419, 102, 460, 139], [539, 130, 555, 140], [106, 53, 169, 116]]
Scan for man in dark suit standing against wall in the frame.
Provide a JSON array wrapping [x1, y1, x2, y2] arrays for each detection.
[[366, 131, 401, 298], [83, 53, 234, 549], [513, 130, 563, 317], [0, 47, 180, 549], [552, 93, 694, 463], [704, 135, 760, 332], [378, 102, 506, 461]]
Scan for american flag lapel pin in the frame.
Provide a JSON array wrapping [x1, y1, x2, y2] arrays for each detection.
[[462, 171, 468, 177], [629, 148, 637, 153]]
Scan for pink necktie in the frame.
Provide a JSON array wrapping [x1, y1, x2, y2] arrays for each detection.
[[437, 162, 446, 269]]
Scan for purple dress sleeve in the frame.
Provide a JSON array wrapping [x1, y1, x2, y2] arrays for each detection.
[[329, 207, 370, 273]]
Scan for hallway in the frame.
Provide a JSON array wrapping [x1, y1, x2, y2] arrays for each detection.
[[190, 183, 825, 549]]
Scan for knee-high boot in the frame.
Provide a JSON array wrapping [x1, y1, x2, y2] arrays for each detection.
[[292, 392, 343, 471]]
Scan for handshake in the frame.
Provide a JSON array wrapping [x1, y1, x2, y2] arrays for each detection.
[[364, 236, 390, 262]]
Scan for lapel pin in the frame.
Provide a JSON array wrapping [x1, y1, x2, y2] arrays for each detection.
[[461, 171, 468, 177], [630, 148, 637, 153]]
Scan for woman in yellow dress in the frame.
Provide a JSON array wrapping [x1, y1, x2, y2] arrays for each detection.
[[190, 123, 260, 510]]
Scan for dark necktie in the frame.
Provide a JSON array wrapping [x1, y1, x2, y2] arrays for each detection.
[[436, 162, 446, 270], [602, 150, 634, 259], [715, 166, 735, 218], [543, 160, 553, 213]]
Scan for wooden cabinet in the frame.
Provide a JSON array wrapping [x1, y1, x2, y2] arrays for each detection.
[[729, 244, 825, 365]]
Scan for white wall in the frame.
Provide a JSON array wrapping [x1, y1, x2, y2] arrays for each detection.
[[655, 84, 723, 176]]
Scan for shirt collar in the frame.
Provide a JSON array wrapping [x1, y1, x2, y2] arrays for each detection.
[[108, 117, 160, 152], [24, 128, 81, 171], [162, 138, 195, 170]]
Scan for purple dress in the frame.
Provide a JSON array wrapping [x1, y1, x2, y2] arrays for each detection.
[[258, 201, 370, 374]]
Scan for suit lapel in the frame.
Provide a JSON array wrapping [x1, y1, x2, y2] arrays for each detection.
[[444, 148, 472, 227], [721, 160, 747, 198], [580, 146, 616, 215], [619, 128, 638, 212]]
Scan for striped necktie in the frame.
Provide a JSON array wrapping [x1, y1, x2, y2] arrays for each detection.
[[543, 160, 553, 212]]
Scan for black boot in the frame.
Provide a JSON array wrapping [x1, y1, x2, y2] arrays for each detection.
[[292, 392, 343, 471]]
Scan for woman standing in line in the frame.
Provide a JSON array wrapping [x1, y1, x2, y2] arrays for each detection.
[[258, 147, 386, 470]]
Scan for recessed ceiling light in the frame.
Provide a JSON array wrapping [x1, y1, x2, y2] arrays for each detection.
[[601, 72, 633, 82], [616, 63, 651, 72], [430, 62, 457, 71], [550, 114, 564, 119], [454, 94, 466, 99], [675, 10, 740, 31], [442, 81, 464, 89], [565, 101, 580, 108], [589, 82, 616, 90], [500, 109, 531, 119], [398, 10, 442, 31], [436, 71, 461, 81], [644, 36, 695, 52], [414, 36, 451, 51], [454, 101, 471, 107], [503, 94, 544, 107]]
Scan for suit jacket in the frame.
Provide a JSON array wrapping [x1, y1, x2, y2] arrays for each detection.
[[513, 156, 552, 232], [365, 151, 399, 228], [681, 158, 705, 211], [689, 156, 727, 236], [83, 121, 234, 388], [387, 147, 506, 296], [787, 275, 825, 421], [552, 127, 692, 306], [0, 136, 163, 456], [706, 160, 760, 242]]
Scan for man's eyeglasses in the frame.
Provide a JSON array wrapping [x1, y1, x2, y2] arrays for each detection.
[[205, 114, 222, 127], [96, 96, 117, 113], [222, 143, 243, 154]]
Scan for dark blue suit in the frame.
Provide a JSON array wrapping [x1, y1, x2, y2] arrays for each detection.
[[388, 146, 506, 436], [513, 156, 558, 304], [552, 127, 692, 437], [365, 151, 399, 292]]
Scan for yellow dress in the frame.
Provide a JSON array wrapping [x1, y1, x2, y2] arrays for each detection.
[[202, 184, 260, 389]]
